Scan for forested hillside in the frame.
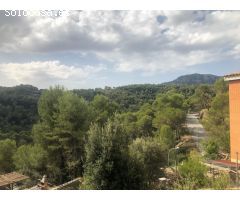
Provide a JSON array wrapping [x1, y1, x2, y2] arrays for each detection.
[[0, 73, 211, 133], [166, 73, 220, 85], [73, 84, 196, 111], [0, 85, 189, 188], [0, 83, 195, 147], [1, 73, 231, 190], [0, 85, 41, 133]]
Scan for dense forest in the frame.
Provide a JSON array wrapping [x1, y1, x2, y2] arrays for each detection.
[[1, 73, 216, 133], [0, 74, 231, 189]]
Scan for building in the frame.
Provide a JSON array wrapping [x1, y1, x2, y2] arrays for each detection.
[[224, 73, 240, 163], [0, 172, 29, 189]]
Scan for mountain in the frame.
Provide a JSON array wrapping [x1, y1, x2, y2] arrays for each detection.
[[165, 73, 221, 85]]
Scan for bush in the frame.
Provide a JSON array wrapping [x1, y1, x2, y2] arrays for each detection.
[[177, 151, 208, 189], [210, 174, 230, 190], [202, 139, 219, 160]]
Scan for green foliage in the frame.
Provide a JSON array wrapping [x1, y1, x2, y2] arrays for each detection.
[[167, 74, 220, 85], [178, 151, 208, 189], [83, 120, 166, 190], [136, 115, 153, 137], [115, 112, 138, 139], [74, 84, 196, 111], [37, 85, 65, 128], [0, 139, 17, 173], [175, 151, 231, 190], [202, 139, 219, 160], [0, 80, 210, 189], [83, 120, 131, 189], [190, 85, 215, 111], [153, 92, 185, 110], [91, 95, 119, 125], [128, 138, 165, 188], [152, 92, 187, 132], [13, 144, 47, 179], [0, 131, 33, 146], [214, 78, 228, 94], [186, 78, 229, 156], [176, 151, 230, 190], [155, 125, 175, 150], [153, 107, 186, 130], [100, 84, 171, 111], [0, 78, 203, 136], [56, 91, 92, 131], [33, 87, 92, 183], [115, 103, 155, 139], [0, 85, 39, 133], [203, 92, 229, 152], [210, 174, 230, 190], [0, 82, 195, 136], [136, 103, 154, 137]]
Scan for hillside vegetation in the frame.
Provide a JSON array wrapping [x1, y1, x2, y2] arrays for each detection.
[[165, 73, 220, 85], [0, 73, 232, 189]]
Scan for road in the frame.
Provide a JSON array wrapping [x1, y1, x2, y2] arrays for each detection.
[[186, 113, 207, 153]]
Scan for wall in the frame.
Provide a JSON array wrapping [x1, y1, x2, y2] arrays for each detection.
[[229, 79, 240, 163]]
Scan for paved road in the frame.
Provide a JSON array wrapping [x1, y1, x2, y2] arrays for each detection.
[[186, 113, 207, 153]]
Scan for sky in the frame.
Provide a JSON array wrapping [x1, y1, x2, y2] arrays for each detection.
[[0, 10, 240, 89]]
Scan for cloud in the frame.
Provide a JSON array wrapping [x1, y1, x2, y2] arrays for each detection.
[[0, 10, 240, 75], [0, 60, 105, 88]]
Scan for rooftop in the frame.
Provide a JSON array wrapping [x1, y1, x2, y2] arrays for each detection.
[[224, 72, 240, 81], [0, 172, 29, 188]]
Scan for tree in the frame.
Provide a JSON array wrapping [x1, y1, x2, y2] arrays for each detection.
[[202, 93, 229, 152], [0, 139, 17, 173], [214, 78, 228, 95], [128, 138, 165, 188], [13, 144, 47, 179], [136, 115, 153, 137], [153, 92, 185, 111], [155, 125, 175, 150], [0, 83, 196, 136], [116, 112, 138, 140], [152, 93, 186, 132], [191, 85, 215, 110], [0, 85, 39, 133], [115, 103, 154, 140], [91, 95, 119, 126], [37, 85, 65, 128], [83, 120, 131, 189], [136, 103, 154, 137], [33, 87, 92, 183], [153, 107, 186, 131]]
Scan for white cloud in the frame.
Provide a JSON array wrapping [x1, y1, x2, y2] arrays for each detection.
[[0, 61, 105, 88], [1, 10, 240, 75]]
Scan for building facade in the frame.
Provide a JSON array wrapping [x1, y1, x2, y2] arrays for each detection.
[[224, 73, 240, 163]]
